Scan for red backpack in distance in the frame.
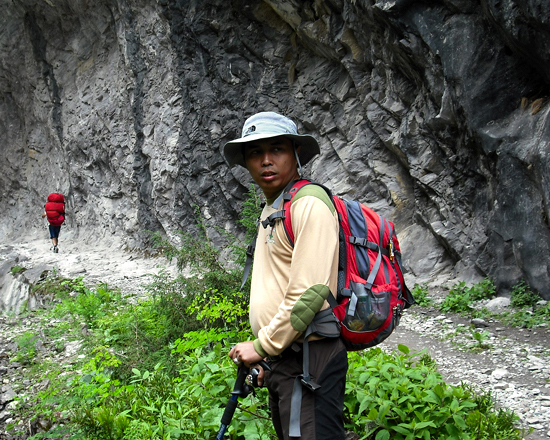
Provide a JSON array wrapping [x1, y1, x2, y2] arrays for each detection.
[[261, 179, 415, 350], [45, 193, 66, 226]]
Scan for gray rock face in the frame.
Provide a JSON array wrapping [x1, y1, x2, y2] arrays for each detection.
[[0, 0, 549, 297]]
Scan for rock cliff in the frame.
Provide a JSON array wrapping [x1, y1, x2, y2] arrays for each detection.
[[1, 0, 549, 297]]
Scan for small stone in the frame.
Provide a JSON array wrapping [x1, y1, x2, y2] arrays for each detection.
[[491, 369, 509, 380], [471, 318, 489, 327], [529, 424, 544, 430], [485, 297, 511, 312]]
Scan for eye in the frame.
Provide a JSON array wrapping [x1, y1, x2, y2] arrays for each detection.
[[246, 147, 261, 157]]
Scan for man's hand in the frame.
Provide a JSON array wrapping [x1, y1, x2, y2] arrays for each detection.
[[229, 341, 267, 386]]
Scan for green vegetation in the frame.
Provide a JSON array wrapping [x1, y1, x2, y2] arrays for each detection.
[[434, 278, 550, 329], [14, 331, 39, 364], [499, 280, 550, 328], [469, 328, 492, 351], [237, 184, 263, 241], [10, 265, 27, 275], [6, 192, 527, 440], [346, 345, 521, 440], [410, 283, 432, 307], [439, 279, 496, 314]]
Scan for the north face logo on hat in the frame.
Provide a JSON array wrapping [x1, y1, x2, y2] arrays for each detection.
[[244, 125, 256, 136]]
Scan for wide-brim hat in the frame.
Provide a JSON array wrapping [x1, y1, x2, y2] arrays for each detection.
[[222, 112, 320, 168]]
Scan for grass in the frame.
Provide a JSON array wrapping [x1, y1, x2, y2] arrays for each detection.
[[10, 265, 27, 275]]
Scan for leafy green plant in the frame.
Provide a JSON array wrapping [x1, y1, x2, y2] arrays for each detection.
[[188, 288, 249, 332], [69, 343, 274, 440], [54, 280, 122, 328], [510, 280, 540, 308], [470, 327, 492, 351], [14, 331, 39, 364], [439, 282, 472, 314], [440, 279, 496, 314], [345, 346, 522, 440], [10, 265, 27, 275], [468, 278, 497, 301], [410, 283, 432, 307], [500, 301, 550, 329]]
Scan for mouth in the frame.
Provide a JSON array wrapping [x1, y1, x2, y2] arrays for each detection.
[[261, 170, 277, 179]]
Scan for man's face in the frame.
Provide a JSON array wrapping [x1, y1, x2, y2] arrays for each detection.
[[243, 136, 300, 199]]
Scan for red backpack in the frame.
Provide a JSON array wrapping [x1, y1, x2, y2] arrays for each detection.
[[243, 179, 414, 350], [45, 193, 66, 226], [47, 193, 65, 203], [277, 180, 414, 349]]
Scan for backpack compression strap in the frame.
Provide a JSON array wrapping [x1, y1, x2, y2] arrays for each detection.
[[289, 308, 340, 437]]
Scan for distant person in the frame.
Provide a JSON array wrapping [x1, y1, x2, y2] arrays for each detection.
[[42, 193, 65, 253]]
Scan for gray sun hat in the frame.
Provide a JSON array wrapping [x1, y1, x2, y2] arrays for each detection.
[[222, 112, 320, 168]]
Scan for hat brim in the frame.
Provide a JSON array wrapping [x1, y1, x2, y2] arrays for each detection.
[[223, 133, 320, 168]]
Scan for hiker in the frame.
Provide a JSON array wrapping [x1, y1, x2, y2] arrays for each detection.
[[224, 112, 347, 440], [42, 193, 66, 253]]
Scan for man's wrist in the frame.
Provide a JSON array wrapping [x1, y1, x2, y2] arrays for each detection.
[[253, 339, 268, 358]]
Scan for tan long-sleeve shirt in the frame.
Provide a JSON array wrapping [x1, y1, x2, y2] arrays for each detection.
[[250, 184, 339, 357]]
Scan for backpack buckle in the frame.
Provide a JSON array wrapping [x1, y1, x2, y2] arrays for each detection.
[[388, 241, 395, 261], [246, 243, 255, 258], [300, 376, 321, 391]]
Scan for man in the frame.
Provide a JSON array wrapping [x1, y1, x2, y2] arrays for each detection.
[[224, 112, 347, 440], [42, 193, 65, 253]]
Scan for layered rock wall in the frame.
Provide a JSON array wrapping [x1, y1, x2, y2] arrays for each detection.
[[0, 0, 549, 297]]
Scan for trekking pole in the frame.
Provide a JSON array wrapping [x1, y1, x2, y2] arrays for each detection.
[[215, 360, 271, 440]]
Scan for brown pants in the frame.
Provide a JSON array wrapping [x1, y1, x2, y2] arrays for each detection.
[[265, 338, 348, 440]]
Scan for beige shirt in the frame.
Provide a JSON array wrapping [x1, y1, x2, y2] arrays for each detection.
[[250, 185, 339, 356]]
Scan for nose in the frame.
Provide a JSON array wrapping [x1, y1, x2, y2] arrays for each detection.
[[261, 151, 273, 166]]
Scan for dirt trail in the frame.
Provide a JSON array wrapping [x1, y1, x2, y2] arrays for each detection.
[[0, 232, 176, 298]]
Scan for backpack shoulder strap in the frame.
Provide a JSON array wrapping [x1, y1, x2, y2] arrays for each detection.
[[282, 180, 336, 246]]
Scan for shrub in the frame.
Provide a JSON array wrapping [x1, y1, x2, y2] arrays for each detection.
[[410, 283, 432, 307], [345, 345, 522, 440], [510, 280, 540, 309], [440, 279, 496, 314], [70, 343, 274, 440]]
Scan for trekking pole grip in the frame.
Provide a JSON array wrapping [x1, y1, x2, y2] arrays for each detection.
[[220, 398, 239, 426]]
